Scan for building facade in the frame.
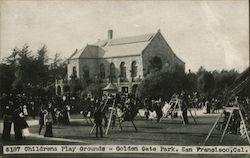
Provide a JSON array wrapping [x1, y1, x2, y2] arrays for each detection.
[[56, 30, 185, 95]]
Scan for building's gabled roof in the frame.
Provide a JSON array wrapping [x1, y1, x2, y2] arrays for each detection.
[[99, 39, 153, 58], [69, 48, 83, 59], [69, 45, 105, 59], [109, 33, 154, 46], [69, 33, 156, 59]]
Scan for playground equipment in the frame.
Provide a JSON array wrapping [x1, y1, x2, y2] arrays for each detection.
[[160, 94, 197, 125], [203, 68, 250, 145], [90, 96, 138, 136]]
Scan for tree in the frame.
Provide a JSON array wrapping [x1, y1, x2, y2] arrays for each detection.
[[36, 45, 49, 86], [2, 44, 52, 94], [37, 45, 49, 64], [0, 64, 15, 94], [136, 70, 188, 101], [197, 71, 215, 95], [186, 70, 198, 92], [10, 44, 35, 91], [213, 69, 239, 90], [197, 66, 206, 77], [48, 53, 67, 83]]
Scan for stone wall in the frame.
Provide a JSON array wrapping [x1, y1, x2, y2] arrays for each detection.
[[97, 55, 142, 82], [142, 32, 185, 76], [79, 58, 99, 80], [67, 55, 143, 82], [67, 58, 79, 80]]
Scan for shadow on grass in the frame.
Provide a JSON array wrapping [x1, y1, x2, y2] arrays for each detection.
[[53, 121, 94, 127], [137, 130, 221, 138]]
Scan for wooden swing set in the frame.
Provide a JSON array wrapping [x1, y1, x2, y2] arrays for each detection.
[[160, 95, 197, 125], [203, 72, 250, 145], [89, 98, 138, 136]]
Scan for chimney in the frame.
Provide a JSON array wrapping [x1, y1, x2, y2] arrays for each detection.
[[108, 30, 113, 40]]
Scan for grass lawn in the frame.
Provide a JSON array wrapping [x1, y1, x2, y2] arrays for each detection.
[[0, 113, 249, 158]]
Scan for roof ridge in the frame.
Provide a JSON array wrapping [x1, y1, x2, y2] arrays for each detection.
[[68, 49, 78, 60], [109, 40, 151, 46], [92, 32, 155, 46], [111, 32, 155, 41], [86, 44, 99, 47], [108, 33, 155, 46]]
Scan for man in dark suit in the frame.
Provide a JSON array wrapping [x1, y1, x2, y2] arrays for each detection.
[[180, 91, 189, 124], [93, 102, 103, 138]]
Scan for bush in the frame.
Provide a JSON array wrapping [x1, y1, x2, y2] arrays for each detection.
[[81, 83, 102, 97]]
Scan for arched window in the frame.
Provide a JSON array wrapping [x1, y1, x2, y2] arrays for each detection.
[[57, 86, 62, 95], [71, 66, 77, 79], [100, 63, 105, 79], [120, 62, 126, 81], [149, 56, 162, 72], [82, 65, 90, 79], [131, 61, 137, 78], [110, 63, 116, 77]]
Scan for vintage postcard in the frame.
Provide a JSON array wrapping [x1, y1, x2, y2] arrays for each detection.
[[0, 0, 249, 158]]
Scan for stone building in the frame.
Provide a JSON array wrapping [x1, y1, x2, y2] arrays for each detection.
[[56, 30, 185, 95]]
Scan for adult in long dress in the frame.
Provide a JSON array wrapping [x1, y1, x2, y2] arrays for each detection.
[[44, 110, 53, 137], [38, 106, 46, 135], [18, 112, 30, 139], [2, 96, 13, 141]]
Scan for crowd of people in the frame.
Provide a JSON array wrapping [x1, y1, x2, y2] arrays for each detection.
[[0, 90, 249, 141], [0, 92, 141, 140], [0, 93, 72, 140]]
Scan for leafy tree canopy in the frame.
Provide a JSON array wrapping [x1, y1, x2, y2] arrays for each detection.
[[136, 70, 188, 101]]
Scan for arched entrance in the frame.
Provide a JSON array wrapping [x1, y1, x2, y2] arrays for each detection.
[[57, 86, 62, 95], [131, 84, 138, 94], [82, 65, 90, 79]]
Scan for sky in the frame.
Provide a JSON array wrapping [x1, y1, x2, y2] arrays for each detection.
[[0, 0, 249, 72]]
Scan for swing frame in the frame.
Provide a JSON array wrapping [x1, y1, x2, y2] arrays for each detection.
[[203, 103, 250, 145], [89, 98, 138, 136], [160, 95, 197, 125]]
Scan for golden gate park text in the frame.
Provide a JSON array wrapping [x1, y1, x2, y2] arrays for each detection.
[[3, 145, 250, 154]]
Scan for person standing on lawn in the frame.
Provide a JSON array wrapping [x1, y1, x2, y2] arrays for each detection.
[[12, 106, 24, 140], [93, 105, 103, 138], [155, 99, 163, 123], [180, 91, 189, 124], [44, 109, 53, 137], [38, 106, 46, 135], [2, 94, 13, 141]]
